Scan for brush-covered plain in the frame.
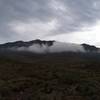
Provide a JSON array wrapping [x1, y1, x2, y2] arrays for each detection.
[[0, 52, 100, 100]]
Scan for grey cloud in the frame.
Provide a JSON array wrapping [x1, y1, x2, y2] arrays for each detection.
[[0, 0, 100, 42], [0, 0, 55, 41], [0, 0, 54, 21], [52, 0, 100, 34]]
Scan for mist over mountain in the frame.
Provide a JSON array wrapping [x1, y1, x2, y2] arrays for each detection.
[[0, 39, 99, 53]]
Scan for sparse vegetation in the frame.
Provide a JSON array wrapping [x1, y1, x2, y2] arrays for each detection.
[[0, 52, 100, 100]]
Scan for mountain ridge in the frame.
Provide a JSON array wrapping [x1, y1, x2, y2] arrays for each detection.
[[0, 39, 99, 53]]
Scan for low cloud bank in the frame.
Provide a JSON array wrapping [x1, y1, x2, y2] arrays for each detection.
[[15, 41, 85, 53], [49, 42, 85, 53]]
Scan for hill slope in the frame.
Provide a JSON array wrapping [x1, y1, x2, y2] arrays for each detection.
[[0, 40, 100, 100], [0, 39, 99, 53]]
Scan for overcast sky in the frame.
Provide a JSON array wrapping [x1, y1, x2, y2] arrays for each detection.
[[0, 0, 100, 46]]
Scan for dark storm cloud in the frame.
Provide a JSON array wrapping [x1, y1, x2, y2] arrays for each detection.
[[0, 0, 54, 41], [52, 0, 100, 34], [0, 0, 100, 42]]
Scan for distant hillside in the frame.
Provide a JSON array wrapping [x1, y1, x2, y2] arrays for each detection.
[[0, 39, 99, 53]]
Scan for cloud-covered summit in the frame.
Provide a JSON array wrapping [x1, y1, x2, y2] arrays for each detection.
[[0, 39, 99, 53], [0, 0, 100, 43]]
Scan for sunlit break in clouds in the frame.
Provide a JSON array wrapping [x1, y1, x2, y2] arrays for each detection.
[[0, 0, 100, 46]]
